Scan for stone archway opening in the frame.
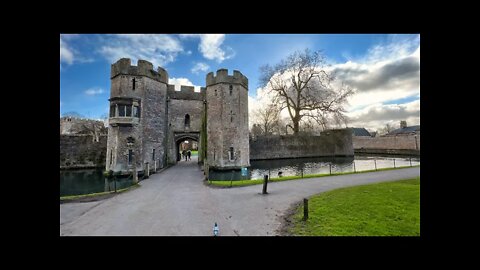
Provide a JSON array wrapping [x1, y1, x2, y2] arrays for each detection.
[[174, 133, 200, 163]]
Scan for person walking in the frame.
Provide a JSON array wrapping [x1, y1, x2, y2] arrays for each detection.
[[187, 150, 191, 161], [213, 222, 219, 236]]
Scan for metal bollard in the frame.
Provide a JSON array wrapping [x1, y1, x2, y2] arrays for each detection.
[[303, 198, 309, 221], [262, 175, 268, 194]]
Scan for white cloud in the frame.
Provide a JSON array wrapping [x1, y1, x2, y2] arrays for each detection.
[[191, 62, 210, 74], [60, 37, 74, 65], [99, 34, 183, 68], [180, 34, 235, 62], [251, 35, 420, 131], [60, 35, 94, 67], [353, 34, 420, 64], [169, 77, 202, 92], [346, 99, 420, 131], [85, 87, 105, 96]]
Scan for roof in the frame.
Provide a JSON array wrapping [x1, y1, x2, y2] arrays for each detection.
[[387, 125, 420, 135], [350, 128, 371, 136]]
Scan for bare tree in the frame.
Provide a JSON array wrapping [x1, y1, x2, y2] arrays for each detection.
[[259, 49, 354, 135], [254, 103, 280, 135], [377, 123, 394, 136], [81, 120, 107, 142]]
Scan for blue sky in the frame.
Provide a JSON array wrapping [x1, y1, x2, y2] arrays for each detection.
[[60, 34, 420, 131]]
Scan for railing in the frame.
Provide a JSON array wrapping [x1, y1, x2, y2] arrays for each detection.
[[257, 157, 420, 180]]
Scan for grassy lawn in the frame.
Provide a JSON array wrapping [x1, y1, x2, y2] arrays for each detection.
[[208, 165, 420, 187], [286, 177, 420, 236], [191, 150, 198, 156]]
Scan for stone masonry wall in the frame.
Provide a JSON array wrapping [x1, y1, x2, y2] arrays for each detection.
[[249, 129, 353, 160], [60, 135, 107, 169], [353, 135, 420, 150], [167, 98, 204, 163], [206, 69, 250, 169]]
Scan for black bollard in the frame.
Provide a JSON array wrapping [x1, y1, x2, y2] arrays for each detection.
[[303, 198, 309, 221], [262, 175, 268, 194]]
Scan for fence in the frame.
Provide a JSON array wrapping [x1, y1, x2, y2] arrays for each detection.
[[256, 157, 420, 180]]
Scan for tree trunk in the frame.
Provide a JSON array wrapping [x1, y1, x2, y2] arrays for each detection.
[[293, 120, 300, 134]]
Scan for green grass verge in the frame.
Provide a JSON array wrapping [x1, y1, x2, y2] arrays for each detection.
[[287, 177, 420, 236], [191, 150, 198, 156], [208, 165, 420, 187], [60, 183, 140, 201]]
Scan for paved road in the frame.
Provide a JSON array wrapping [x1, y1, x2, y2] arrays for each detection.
[[60, 157, 420, 236]]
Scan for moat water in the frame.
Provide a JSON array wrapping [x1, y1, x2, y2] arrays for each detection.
[[60, 169, 136, 197], [60, 154, 420, 196], [208, 154, 420, 181]]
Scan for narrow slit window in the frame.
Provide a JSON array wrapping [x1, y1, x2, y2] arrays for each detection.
[[229, 85, 233, 95], [110, 150, 113, 165], [229, 147, 234, 161], [128, 149, 133, 165], [132, 78, 136, 90], [185, 114, 190, 128], [152, 149, 155, 161]]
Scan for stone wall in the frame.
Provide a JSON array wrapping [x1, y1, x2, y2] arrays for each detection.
[[60, 117, 106, 135], [249, 129, 353, 160], [353, 134, 420, 153], [166, 97, 204, 163], [60, 135, 107, 169]]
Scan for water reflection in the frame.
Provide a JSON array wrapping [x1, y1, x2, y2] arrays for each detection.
[[60, 169, 135, 197], [209, 154, 420, 181]]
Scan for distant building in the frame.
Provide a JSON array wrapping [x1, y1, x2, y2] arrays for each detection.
[[349, 127, 372, 137], [386, 123, 420, 136]]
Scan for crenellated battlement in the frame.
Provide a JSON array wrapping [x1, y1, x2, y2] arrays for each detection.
[[167, 84, 205, 101], [206, 69, 248, 89], [111, 58, 168, 84]]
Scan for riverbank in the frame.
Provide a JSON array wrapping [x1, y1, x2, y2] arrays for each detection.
[[280, 177, 420, 236], [207, 165, 420, 188]]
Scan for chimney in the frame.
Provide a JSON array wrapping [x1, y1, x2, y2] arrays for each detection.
[[400, 121, 407, 129]]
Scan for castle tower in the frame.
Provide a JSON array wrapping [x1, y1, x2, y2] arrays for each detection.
[[205, 69, 250, 169], [106, 58, 169, 174]]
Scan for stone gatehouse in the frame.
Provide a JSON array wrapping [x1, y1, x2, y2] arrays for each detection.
[[105, 58, 250, 174]]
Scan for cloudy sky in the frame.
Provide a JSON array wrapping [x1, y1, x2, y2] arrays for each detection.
[[60, 34, 419, 131]]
